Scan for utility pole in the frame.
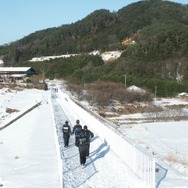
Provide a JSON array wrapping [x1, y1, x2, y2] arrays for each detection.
[[124, 74, 126, 87], [155, 86, 157, 99]]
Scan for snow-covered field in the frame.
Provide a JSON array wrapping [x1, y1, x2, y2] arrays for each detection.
[[1, 80, 188, 188]]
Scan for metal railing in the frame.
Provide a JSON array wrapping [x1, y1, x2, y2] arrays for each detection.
[[94, 120, 156, 188], [70, 92, 156, 187], [52, 89, 156, 188]]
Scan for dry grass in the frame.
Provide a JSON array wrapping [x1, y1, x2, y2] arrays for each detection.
[[66, 81, 153, 107], [65, 81, 188, 123], [165, 152, 188, 167], [180, 157, 188, 166], [165, 152, 177, 165], [6, 107, 19, 113]]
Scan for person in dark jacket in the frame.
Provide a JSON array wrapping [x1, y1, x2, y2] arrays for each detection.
[[78, 128, 88, 166], [83, 125, 94, 157], [72, 119, 82, 147], [62, 120, 71, 147]]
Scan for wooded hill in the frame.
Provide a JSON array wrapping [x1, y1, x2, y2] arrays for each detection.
[[0, 0, 188, 97]]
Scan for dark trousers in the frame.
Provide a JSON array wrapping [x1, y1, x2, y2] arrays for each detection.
[[79, 145, 88, 165], [63, 134, 70, 147], [75, 136, 80, 147], [86, 143, 90, 157]]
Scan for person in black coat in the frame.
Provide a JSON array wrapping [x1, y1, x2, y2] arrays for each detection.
[[62, 120, 71, 147], [83, 125, 94, 157], [72, 119, 82, 147], [78, 128, 88, 166]]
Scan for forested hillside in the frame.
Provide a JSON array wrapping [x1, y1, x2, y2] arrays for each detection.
[[0, 0, 188, 96]]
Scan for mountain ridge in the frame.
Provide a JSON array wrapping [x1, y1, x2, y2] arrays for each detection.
[[0, 0, 188, 97], [0, 0, 187, 64]]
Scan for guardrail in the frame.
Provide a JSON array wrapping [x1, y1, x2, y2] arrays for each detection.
[[124, 141, 156, 188], [71, 96, 156, 188], [95, 122, 156, 188]]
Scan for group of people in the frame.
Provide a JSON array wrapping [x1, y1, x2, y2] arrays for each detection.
[[62, 119, 94, 167]]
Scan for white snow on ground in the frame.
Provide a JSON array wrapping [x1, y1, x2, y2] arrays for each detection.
[[29, 54, 78, 62], [29, 51, 122, 63], [0, 95, 60, 188], [0, 88, 43, 127], [100, 51, 122, 62], [1, 80, 188, 188], [127, 85, 146, 93]]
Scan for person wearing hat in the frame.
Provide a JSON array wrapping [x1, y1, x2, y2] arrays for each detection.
[[72, 119, 82, 147], [62, 120, 71, 147], [83, 125, 94, 157]]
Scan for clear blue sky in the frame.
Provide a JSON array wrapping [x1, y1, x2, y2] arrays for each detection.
[[0, 0, 187, 45]]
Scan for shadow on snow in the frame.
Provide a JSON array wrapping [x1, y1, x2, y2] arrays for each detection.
[[61, 136, 110, 188]]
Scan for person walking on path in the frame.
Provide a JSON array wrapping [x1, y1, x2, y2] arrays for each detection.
[[72, 119, 82, 147], [62, 120, 71, 147], [78, 128, 89, 167], [83, 125, 94, 157]]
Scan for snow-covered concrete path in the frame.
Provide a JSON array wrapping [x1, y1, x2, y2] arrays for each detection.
[[50, 85, 147, 188]]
